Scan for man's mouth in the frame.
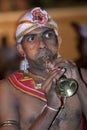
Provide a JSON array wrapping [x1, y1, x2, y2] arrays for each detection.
[[37, 55, 56, 65], [36, 48, 57, 64]]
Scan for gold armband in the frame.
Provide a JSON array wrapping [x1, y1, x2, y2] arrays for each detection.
[[0, 120, 20, 128]]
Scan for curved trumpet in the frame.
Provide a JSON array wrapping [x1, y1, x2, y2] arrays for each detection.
[[44, 55, 78, 98], [55, 77, 78, 97]]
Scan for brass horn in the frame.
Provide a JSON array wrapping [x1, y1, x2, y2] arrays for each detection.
[[44, 55, 78, 97], [55, 77, 78, 97]]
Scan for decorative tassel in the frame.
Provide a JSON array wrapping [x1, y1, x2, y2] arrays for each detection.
[[20, 57, 29, 76]]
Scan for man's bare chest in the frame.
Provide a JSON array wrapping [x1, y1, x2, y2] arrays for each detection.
[[15, 90, 82, 130], [15, 91, 45, 128]]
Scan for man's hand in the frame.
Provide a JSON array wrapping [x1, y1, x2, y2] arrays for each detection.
[[42, 67, 65, 109], [47, 57, 80, 82]]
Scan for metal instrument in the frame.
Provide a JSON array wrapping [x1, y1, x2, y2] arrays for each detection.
[[44, 55, 78, 98], [55, 77, 78, 97]]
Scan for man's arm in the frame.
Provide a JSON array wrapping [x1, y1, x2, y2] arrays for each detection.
[[29, 67, 64, 130], [77, 68, 87, 120], [29, 105, 59, 130], [50, 57, 87, 120], [0, 79, 19, 130]]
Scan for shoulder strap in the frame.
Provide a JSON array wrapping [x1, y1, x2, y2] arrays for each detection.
[[8, 71, 47, 102]]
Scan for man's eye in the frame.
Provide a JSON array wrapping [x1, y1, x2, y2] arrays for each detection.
[[44, 31, 55, 39], [25, 35, 35, 42]]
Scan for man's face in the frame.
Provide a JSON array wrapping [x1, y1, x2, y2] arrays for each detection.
[[21, 27, 59, 64]]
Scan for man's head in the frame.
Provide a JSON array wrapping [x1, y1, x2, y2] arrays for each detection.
[[16, 7, 59, 67], [16, 7, 58, 44]]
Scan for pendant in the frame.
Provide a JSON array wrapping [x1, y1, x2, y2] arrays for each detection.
[[35, 83, 42, 89]]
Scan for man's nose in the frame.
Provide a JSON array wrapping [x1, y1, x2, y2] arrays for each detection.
[[38, 36, 47, 48]]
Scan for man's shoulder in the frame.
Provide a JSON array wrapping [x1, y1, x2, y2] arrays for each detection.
[[8, 71, 24, 79], [0, 78, 13, 95], [0, 78, 9, 87], [0, 71, 20, 91], [80, 68, 87, 83]]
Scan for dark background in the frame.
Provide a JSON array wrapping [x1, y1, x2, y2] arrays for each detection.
[[0, 0, 87, 12]]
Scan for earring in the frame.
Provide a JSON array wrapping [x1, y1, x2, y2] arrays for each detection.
[[20, 56, 29, 75], [57, 53, 61, 58]]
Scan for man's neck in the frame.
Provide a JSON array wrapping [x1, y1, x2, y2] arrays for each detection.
[[29, 67, 48, 79], [28, 59, 48, 78]]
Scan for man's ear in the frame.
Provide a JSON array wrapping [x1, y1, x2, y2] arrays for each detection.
[[16, 44, 25, 57]]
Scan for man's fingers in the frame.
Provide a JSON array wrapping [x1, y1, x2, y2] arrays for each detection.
[[42, 68, 65, 93]]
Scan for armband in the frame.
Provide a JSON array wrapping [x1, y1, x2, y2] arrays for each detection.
[[0, 120, 20, 128], [41, 104, 59, 113], [46, 105, 58, 112]]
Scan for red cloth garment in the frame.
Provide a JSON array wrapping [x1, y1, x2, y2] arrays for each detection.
[[8, 71, 47, 102]]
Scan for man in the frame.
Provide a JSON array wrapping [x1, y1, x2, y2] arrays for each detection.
[[0, 7, 87, 130]]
